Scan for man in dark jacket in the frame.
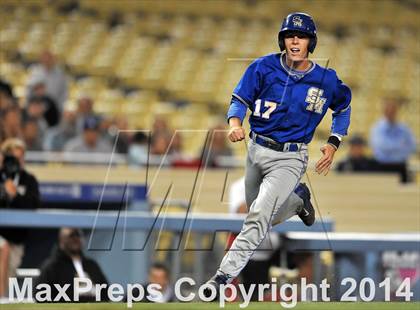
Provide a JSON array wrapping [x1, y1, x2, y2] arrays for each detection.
[[336, 135, 379, 172], [35, 228, 108, 302], [0, 138, 40, 297]]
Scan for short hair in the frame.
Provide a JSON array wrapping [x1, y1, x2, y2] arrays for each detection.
[[1, 138, 26, 155], [59, 227, 83, 240], [27, 96, 44, 104], [383, 96, 407, 107], [151, 262, 170, 276], [2, 105, 21, 116], [132, 132, 149, 144], [0, 79, 14, 98], [22, 114, 39, 125], [348, 135, 366, 146]]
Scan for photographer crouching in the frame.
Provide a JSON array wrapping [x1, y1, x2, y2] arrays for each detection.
[[0, 138, 40, 298]]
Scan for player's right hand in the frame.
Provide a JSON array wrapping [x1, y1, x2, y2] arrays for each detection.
[[4, 179, 17, 199], [228, 126, 246, 142]]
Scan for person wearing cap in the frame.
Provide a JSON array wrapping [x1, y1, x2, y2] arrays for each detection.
[[63, 116, 113, 154], [336, 135, 378, 172], [203, 11, 351, 295], [34, 228, 108, 302]]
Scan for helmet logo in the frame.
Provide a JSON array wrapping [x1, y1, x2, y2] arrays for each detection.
[[292, 16, 303, 27]]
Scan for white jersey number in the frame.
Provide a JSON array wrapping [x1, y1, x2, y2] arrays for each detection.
[[253, 99, 277, 119]]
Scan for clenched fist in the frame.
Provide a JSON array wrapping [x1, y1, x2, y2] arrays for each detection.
[[227, 117, 245, 142], [228, 126, 246, 142]]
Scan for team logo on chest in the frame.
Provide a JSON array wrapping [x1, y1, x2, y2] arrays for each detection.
[[305, 87, 326, 114]]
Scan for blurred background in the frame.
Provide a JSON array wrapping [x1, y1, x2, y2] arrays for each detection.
[[0, 0, 419, 304]]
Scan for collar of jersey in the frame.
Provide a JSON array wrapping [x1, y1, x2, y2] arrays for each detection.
[[279, 52, 316, 77]]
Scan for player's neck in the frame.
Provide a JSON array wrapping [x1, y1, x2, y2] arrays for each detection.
[[285, 55, 311, 72]]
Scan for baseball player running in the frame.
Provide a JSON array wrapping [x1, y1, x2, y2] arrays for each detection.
[[204, 12, 351, 296]]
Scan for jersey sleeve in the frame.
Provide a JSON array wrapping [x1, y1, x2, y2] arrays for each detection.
[[226, 95, 248, 123], [329, 75, 352, 137], [232, 59, 263, 107]]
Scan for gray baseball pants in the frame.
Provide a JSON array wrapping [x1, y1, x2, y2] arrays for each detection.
[[217, 140, 308, 280]]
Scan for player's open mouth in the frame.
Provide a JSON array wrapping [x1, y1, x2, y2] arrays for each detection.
[[291, 48, 300, 53]]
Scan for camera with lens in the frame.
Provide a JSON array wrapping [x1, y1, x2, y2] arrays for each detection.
[[0, 154, 21, 202], [2, 155, 20, 178]]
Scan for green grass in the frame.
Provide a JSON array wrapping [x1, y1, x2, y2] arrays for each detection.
[[1, 302, 420, 310]]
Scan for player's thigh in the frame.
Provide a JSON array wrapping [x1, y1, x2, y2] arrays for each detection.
[[244, 155, 262, 210], [240, 161, 303, 242], [255, 156, 305, 216]]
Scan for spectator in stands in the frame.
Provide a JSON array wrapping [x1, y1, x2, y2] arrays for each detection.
[[203, 124, 233, 167], [75, 95, 97, 134], [103, 116, 131, 154], [151, 133, 170, 156], [0, 79, 15, 112], [64, 116, 113, 153], [150, 116, 178, 158], [26, 50, 68, 114], [128, 132, 149, 165], [336, 135, 378, 172], [370, 98, 417, 183], [22, 117, 43, 151], [43, 110, 77, 151], [0, 106, 22, 142], [24, 97, 48, 139], [227, 177, 280, 301], [0, 138, 40, 297], [0, 81, 18, 144], [35, 228, 108, 302], [151, 116, 172, 150], [152, 116, 171, 140], [27, 79, 60, 127], [146, 262, 175, 302]]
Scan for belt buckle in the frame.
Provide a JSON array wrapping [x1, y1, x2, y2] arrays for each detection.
[[266, 141, 276, 149]]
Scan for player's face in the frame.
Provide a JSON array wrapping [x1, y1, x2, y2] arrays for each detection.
[[284, 31, 310, 62]]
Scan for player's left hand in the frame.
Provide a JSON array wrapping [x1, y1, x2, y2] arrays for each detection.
[[315, 144, 336, 175]]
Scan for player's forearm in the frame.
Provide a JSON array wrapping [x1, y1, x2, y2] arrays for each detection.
[[228, 117, 242, 128], [331, 105, 351, 138], [226, 96, 247, 125]]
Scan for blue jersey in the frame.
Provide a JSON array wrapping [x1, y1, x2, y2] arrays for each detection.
[[227, 53, 351, 144]]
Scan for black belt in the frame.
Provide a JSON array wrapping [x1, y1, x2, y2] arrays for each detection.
[[250, 132, 302, 152]]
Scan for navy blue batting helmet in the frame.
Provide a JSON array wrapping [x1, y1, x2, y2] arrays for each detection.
[[278, 12, 317, 53]]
